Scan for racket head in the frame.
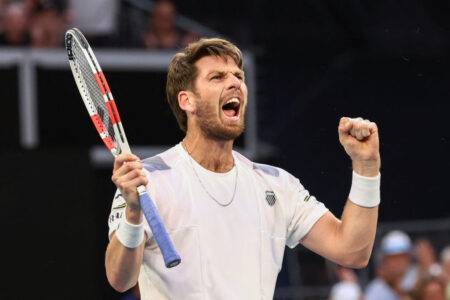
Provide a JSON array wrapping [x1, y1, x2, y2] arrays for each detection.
[[66, 29, 181, 268], [65, 28, 130, 156]]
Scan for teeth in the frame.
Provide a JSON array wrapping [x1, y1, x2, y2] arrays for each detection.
[[226, 98, 240, 104]]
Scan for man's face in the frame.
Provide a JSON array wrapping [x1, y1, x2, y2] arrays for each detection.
[[188, 55, 248, 140], [152, 1, 176, 31], [381, 253, 411, 282], [5, 5, 28, 36]]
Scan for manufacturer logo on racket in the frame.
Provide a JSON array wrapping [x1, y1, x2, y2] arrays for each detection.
[[65, 34, 73, 59], [265, 190, 277, 206]]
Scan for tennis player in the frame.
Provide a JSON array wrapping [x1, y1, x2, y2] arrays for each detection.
[[105, 38, 381, 299]]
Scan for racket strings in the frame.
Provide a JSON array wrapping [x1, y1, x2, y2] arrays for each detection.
[[71, 41, 120, 151]]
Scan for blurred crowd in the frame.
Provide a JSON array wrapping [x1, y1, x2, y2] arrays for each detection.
[[330, 230, 450, 300], [0, 0, 198, 49], [0, 0, 67, 47], [3, 2, 448, 300]]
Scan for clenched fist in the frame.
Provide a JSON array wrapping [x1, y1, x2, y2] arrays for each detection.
[[338, 117, 381, 177]]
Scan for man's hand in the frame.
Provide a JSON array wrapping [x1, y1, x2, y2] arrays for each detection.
[[338, 117, 381, 176], [111, 154, 148, 223]]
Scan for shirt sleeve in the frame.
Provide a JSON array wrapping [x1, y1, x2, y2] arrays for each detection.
[[107, 189, 152, 241], [285, 177, 328, 249]]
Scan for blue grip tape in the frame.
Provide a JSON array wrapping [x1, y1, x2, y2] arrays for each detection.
[[139, 191, 181, 268]]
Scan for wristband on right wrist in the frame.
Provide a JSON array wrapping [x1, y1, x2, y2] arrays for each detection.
[[115, 210, 145, 248], [348, 171, 381, 208]]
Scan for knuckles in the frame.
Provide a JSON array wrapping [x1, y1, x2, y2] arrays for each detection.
[[111, 169, 148, 193], [347, 118, 377, 139], [123, 162, 142, 172]]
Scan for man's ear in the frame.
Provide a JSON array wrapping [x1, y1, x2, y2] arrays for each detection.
[[178, 91, 195, 113]]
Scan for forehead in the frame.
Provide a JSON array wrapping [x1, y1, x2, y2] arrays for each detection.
[[194, 55, 241, 76], [384, 253, 410, 261]]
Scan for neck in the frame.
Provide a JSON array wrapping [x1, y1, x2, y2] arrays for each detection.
[[182, 130, 235, 173]]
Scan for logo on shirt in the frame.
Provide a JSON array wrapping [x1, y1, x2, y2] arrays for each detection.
[[265, 190, 277, 206], [108, 211, 123, 224], [112, 193, 126, 210], [112, 203, 126, 210]]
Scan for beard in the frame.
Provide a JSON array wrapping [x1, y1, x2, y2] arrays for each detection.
[[195, 98, 246, 141]]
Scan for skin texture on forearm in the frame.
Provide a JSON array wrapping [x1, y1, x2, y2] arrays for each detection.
[[302, 117, 381, 267], [105, 207, 145, 292], [337, 200, 378, 264], [352, 159, 381, 177], [105, 233, 145, 292], [302, 200, 378, 268]]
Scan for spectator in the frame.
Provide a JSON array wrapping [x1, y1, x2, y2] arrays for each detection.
[[0, 2, 30, 46], [329, 267, 362, 300], [68, 0, 119, 47], [365, 230, 414, 300], [396, 238, 445, 297], [414, 276, 446, 300], [0, 0, 8, 30], [440, 246, 450, 299], [30, 0, 68, 48], [412, 239, 442, 280], [142, 0, 197, 50]]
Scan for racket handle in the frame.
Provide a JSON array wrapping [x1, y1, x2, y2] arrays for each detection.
[[137, 186, 181, 268]]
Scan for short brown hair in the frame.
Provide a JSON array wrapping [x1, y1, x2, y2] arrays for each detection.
[[166, 38, 243, 132]]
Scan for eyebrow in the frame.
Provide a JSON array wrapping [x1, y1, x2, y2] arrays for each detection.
[[206, 70, 245, 77]]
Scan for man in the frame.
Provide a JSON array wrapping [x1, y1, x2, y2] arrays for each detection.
[[440, 246, 450, 299], [0, 2, 30, 46], [329, 267, 363, 300], [365, 230, 413, 300], [105, 38, 381, 299], [29, 0, 68, 48], [142, 0, 198, 50]]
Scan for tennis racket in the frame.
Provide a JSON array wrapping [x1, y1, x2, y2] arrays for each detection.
[[65, 28, 181, 268]]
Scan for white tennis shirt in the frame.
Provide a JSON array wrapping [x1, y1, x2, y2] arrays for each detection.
[[108, 144, 328, 299]]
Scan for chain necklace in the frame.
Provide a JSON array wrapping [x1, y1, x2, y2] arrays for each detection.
[[182, 141, 238, 207]]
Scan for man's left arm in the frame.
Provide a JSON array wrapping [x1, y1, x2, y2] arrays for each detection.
[[301, 117, 381, 268]]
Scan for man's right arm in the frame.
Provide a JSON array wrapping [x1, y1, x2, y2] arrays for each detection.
[[105, 154, 149, 292], [106, 207, 145, 292]]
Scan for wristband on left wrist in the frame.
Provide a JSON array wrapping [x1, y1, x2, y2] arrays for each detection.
[[348, 171, 381, 208]]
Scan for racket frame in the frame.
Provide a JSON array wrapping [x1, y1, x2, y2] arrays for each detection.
[[65, 28, 181, 268], [66, 28, 130, 156]]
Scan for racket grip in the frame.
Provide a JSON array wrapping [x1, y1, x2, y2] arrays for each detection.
[[138, 187, 181, 268]]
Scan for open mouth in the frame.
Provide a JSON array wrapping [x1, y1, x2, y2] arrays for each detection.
[[221, 98, 240, 119]]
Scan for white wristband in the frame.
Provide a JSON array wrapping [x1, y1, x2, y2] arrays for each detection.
[[348, 171, 381, 207], [115, 211, 145, 248]]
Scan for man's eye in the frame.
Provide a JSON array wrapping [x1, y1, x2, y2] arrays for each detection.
[[235, 73, 245, 80], [211, 75, 221, 80]]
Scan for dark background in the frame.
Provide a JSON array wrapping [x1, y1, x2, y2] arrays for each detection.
[[1, 0, 450, 298]]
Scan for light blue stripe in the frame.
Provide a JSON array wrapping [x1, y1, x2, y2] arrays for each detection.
[[253, 163, 279, 177], [142, 156, 171, 172]]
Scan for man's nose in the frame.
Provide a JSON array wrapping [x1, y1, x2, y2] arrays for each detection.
[[226, 73, 242, 90]]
